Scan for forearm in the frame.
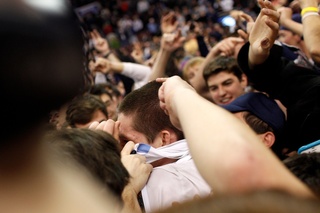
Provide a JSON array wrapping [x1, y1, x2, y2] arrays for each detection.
[[148, 48, 171, 81], [110, 61, 124, 73], [282, 19, 303, 36], [170, 88, 313, 197], [301, 2, 320, 63], [199, 48, 217, 72], [248, 42, 271, 68], [121, 185, 142, 213], [121, 63, 151, 89]]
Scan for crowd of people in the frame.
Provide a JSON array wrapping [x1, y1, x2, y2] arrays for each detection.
[[2, 0, 320, 212]]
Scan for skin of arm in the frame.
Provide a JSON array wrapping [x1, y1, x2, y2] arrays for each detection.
[[199, 37, 244, 73], [157, 76, 314, 198], [300, 0, 320, 63], [90, 58, 151, 89], [148, 12, 185, 81], [148, 46, 171, 81], [278, 7, 303, 35]]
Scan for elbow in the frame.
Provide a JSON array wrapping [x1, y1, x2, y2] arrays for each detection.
[[214, 153, 263, 194]]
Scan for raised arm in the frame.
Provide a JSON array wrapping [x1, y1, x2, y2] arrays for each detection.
[[90, 57, 151, 89], [148, 12, 185, 81], [278, 7, 303, 36], [157, 76, 313, 197], [199, 36, 244, 73], [299, 0, 320, 63], [248, 0, 280, 67]]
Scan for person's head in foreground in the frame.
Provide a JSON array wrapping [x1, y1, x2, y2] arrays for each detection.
[[117, 81, 184, 148]]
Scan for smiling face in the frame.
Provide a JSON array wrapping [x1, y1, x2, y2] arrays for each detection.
[[207, 71, 247, 105]]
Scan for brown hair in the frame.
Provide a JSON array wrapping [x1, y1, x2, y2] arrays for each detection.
[[47, 128, 129, 202], [118, 81, 184, 143], [203, 56, 243, 83], [66, 94, 108, 127]]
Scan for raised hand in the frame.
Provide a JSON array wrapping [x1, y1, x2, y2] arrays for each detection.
[[237, 12, 255, 41], [209, 36, 244, 57], [277, 7, 293, 26], [249, 0, 280, 65], [157, 76, 195, 130], [89, 120, 120, 142], [161, 29, 186, 52], [161, 11, 179, 34], [130, 42, 144, 64], [89, 57, 112, 74]]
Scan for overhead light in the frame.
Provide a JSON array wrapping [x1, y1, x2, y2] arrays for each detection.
[[23, 0, 67, 14]]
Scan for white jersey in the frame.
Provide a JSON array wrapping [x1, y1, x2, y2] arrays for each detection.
[[135, 140, 212, 212]]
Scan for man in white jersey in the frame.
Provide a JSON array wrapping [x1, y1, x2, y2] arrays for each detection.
[[117, 81, 211, 212]]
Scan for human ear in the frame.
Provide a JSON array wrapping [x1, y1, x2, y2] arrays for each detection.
[[260, 131, 275, 148], [240, 73, 248, 88]]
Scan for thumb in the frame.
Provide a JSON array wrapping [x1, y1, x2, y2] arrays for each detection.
[[121, 141, 135, 156]]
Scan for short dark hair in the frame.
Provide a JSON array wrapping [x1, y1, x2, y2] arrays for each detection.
[[47, 128, 129, 202], [203, 56, 243, 83], [90, 85, 113, 101], [66, 94, 108, 127], [92, 83, 122, 98], [243, 111, 284, 159], [243, 112, 274, 135], [284, 153, 320, 197], [118, 81, 184, 143]]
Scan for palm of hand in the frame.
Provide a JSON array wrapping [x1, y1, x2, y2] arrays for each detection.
[[249, 15, 275, 53], [161, 23, 176, 33]]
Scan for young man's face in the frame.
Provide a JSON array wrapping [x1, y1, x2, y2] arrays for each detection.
[[100, 93, 117, 120], [206, 71, 247, 105], [117, 113, 163, 148]]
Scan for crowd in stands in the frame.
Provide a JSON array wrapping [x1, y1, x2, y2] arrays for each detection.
[[2, 0, 320, 212]]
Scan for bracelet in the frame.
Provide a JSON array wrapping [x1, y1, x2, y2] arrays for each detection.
[[103, 51, 112, 58], [302, 12, 319, 20], [301, 7, 318, 16]]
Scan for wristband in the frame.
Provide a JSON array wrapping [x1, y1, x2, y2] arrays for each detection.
[[302, 12, 319, 20], [301, 7, 318, 16]]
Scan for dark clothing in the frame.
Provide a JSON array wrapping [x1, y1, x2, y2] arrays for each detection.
[[196, 35, 209, 57], [238, 42, 320, 151]]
